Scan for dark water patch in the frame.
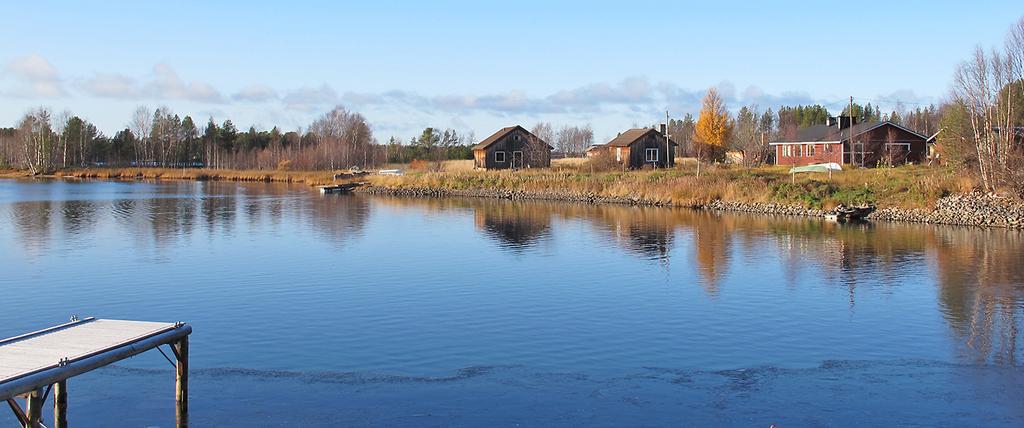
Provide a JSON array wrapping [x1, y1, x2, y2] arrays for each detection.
[[99, 364, 517, 385]]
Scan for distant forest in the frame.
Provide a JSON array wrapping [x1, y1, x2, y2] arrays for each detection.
[[0, 100, 941, 174]]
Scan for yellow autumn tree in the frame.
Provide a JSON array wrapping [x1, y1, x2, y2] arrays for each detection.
[[694, 88, 733, 172]]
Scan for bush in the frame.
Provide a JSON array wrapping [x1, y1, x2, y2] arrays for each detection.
[[583, 151, 619, 172]]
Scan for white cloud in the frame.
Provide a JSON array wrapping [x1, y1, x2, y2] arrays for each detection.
[[77, 63, 224, 103], [79, 73, 138, 98], [282, 83, 338, 111], [3, 54, 66, 97], [145, 63, 223, 103], [233, 85, 278, 102]]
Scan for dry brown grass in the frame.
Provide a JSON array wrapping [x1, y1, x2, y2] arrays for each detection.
[[367, 164, 978, 210], [552, 157, 588, 167], [0, 169, 29, 178], [440, 159, 474, 172], [51, 167, 343, 186], [10, 163, 987, 211]]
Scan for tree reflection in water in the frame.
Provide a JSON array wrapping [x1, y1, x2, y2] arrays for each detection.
[[3, 183, 1021, 366]]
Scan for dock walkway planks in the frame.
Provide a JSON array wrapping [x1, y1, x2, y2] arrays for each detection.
[[0, 317, 191, 427]]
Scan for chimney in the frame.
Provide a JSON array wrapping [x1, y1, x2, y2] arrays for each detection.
[[827, 117, 837, 128], [660, 123, 667, 136], [839, 115, 856, 129]]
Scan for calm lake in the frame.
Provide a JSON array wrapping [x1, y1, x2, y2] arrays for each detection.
[[1, 179, 1022, 427]]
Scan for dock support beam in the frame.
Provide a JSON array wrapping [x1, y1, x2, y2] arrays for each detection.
[[24, 388, 43, 428], [53, 380, 67, 428], [174, 336, 188, 428]]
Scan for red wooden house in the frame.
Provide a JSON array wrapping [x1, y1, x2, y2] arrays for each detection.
[[770, 117, 929, 167]]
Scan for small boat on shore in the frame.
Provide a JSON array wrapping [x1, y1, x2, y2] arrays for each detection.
[[318, 182, 364, 194], [825, 205, 875, 222]]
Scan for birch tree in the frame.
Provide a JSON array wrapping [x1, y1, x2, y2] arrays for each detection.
[[694, 88, 733, 176]]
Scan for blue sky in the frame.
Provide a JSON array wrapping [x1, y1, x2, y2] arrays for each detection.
[[1, 1, 1019, 142]]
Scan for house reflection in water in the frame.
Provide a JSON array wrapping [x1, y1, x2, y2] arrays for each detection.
[[472, 200, 552, 251], [5, 183, 1022, 367]]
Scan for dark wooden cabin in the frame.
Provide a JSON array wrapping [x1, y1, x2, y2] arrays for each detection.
[[473, 125, 552, 170], [770, 117, 929, 167], [600, 127, 677, 169]]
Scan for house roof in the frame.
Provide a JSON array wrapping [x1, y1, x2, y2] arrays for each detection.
[[605, 128, 678, 147], [771, 121, 929, 145], [472, 125, 552, 150]]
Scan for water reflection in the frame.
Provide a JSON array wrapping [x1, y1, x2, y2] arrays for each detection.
[[932, 227, 1024, 365], [2, 180, 371, 255], [472, 201, 552, 251], [2, 181, 1022, 367], [369, 196, 1024, 365]]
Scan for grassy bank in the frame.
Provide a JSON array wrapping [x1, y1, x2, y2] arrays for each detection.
[[19, 167, 343, 186], [367, 164, 979, 211], [3, 163, 987, 211]]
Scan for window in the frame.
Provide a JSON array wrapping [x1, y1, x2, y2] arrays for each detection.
[[806, 144, 815, 156], [645, 148, 659, 162], [513, 151, 523, 167], [616, 147, 622, 162], [824, 144, 834, 153], [795, 145, 802, 157], [495, 151, 506, 163], [781, 145, 790, 157]]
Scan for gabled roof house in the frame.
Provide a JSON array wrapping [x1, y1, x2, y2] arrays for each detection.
[[594, 126, 677, 169], [770, 116, 930, 167], [472, 126, 552, 170]]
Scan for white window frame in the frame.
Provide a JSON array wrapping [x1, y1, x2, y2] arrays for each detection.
[[806, 144, 815, 157], [494, 151, 506, 163], [512, 151, 523, 167], [615, 147, 622, 162], [645, 147, 659, 162]]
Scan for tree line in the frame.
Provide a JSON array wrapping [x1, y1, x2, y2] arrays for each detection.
[[3, 18, 1022, 185], [2, 105, 384, 173]]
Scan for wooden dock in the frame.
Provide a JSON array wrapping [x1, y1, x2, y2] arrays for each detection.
[[0, 317, 192, 428]]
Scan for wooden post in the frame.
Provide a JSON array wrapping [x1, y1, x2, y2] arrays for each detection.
[[24, 388, 43, 428], [53, 380, 67, 428], [6, 399, 28, 427], [174, 337, 189, 428]]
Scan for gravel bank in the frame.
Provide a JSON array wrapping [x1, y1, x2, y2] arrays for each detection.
[[355, 185, 1024, 229]]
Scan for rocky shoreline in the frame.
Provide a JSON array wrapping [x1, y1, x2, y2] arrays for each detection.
[[356, 185, 1024, 229]]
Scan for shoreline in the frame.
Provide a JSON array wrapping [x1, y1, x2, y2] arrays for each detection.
[[355, 185, 1024, 229], [5, 167, 1023, 229], [2, 167, 340, 186]]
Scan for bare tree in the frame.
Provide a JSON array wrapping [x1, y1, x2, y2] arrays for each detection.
[[18, 108, 54, 175], [555, 125, 593, 157], [53, 110, 70, 168], [530, 122, 554, 151], [734, 105, 770, 166], [952, 45, 1019, 190], [308, 106, 375, 170], [129, 106, 152, 165]]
